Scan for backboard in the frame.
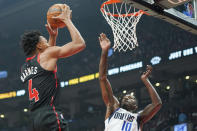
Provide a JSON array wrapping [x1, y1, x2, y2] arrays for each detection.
[[122, 0, 197, 34]]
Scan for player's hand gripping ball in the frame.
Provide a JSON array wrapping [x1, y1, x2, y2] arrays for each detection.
[[47, 4, 71, 28]]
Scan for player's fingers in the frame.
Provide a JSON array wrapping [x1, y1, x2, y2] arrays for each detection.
[[45, 24, 51, 31], [63, 4, 69, 10], [52, 27, 58, 32], [101, 33, 106, 38], [103, 34, 107, 40], [47, 21, 52, 29], [46, 23, 52, 31], [146, 70, 151, 75], [45, 23, 48, 26], [99, 37, 101, 43], [101, 33, 105, 40], [100, 34, 104, 40], [147, 65, 152, 70], [65, 5, 70, 12]]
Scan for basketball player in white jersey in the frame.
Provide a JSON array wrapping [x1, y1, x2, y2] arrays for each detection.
[[98, 33, 162, 131]]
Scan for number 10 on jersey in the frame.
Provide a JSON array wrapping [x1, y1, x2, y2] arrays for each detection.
[[121, 121, 132, 131], [28, 79, 39, 102]]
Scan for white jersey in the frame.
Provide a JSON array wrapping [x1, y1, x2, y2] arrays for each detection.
[[105, 108, 141, 131]]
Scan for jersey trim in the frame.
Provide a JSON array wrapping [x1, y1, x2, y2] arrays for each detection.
[[137, 115, 141, 130], [37, 53, 40, 64], [53, 66, 58, 88], [108, 108, 120, 123], [26, 55, 36, 62], [50, 96, 54, 106], [52, 105, 61, 131], [50, 66, 58, 105]]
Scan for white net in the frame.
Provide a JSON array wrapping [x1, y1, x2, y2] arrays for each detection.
[[101, 1, 143, 52]]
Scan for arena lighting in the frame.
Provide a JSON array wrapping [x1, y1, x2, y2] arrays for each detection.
[[79, 74, 95, 83], [60, 82, 65, 88], [0, 114, 5, 118], [166, 86, 171, 90], [195, 80, 197, 83], [130, 92, 134, 96], [68, 78, 79, 85], [195, 46, 197, 53], [185, 76, 190, 80], [119, 61, 143, 73], [108, 68, 119, 76], [0, 90, 26, 100], [155, 83, 160, 87], [60, 46, 197, 88], [24, 109, 28, 112], [169, 46, 196, 60], [123, 90, 127, 94], [0, 91, 16, 100], [169, 51, 182, 60], [183, 48, 193, 56], [150, 56, 161, 65], [16, 90, 25, 96], [95, 73, 99, 78], [0, 71, 8, 79]]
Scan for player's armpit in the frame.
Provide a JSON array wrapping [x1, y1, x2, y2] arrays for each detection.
[[46, 41, 85, 59], [99, 78, 120, 120], [105, 96, 120, 120], [138, 103, 162, 124]]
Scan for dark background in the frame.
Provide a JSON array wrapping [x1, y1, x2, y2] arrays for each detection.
[[0, 0, 197, 130]]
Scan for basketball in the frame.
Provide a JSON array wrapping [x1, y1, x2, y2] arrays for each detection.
[[47, 4, 66, 28]]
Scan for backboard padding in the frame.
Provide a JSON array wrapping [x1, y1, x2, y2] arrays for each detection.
[[123, 0, 197, 34]]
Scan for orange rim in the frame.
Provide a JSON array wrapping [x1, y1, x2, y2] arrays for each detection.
[[100, 0, 149, 17]]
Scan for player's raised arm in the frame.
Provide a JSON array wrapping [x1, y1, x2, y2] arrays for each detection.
[[47, 5, 86, 58], [139, 65, 162, 125], [45, 23, 58, 46], [99, 33, 119, 119]]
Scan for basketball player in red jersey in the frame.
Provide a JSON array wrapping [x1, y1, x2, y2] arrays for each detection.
[[98, 33, 162, 131], [20, 5, 85, 131]]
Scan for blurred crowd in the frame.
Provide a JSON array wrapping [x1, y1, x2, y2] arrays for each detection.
[[67, 76, 197, 131]]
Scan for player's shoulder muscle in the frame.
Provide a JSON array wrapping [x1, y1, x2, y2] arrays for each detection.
[[44, 46, 61, 58]]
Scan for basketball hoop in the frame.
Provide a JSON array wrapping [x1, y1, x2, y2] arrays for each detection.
[[100, 0, 148, 52]]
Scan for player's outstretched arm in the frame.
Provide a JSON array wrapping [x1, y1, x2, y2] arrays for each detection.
[[47, 5, 86, 58], [139, 65, 162, 125], [99, 33, 119, 120]]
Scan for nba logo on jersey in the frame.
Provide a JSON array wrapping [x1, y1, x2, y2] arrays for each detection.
[[105, 108, 141, 131]]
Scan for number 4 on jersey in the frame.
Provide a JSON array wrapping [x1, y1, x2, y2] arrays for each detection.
[[28, 79, 39, 102]]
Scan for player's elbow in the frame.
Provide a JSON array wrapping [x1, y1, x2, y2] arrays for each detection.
[[76, 41, 86, 51], [152, 99, 162, 111], [154, 97, 162, 107], [155, 101, 162, 110], [158, 98, 162, 106], [80, 41, 86, 50]]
